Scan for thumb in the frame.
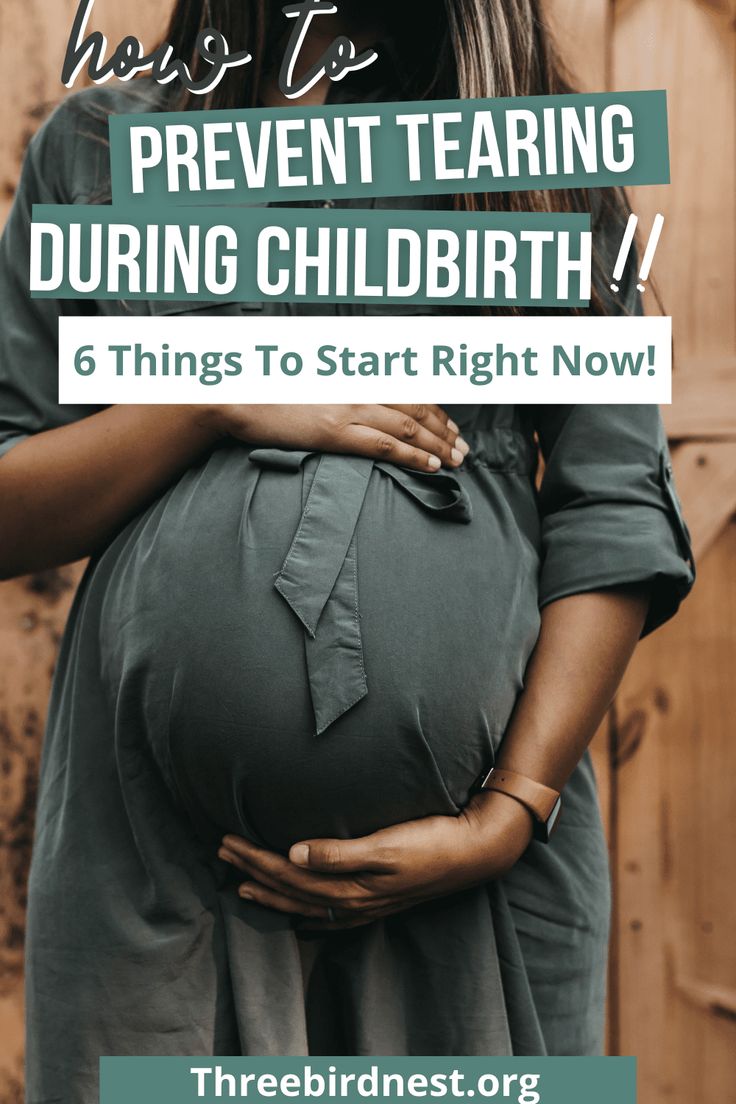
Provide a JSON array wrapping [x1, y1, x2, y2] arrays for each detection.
[[289, 834, 393, 874]]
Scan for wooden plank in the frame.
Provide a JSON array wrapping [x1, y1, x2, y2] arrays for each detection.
[[613, 521, 736, 1102], [696, 0, 736, 18], [673, 975, 736, 1021], [610, 6, 736, 1092], [0, 0, 166, 225], [671, 441, 736, 561], [543, 0, 611, 90], [589, 714, 617, 1053], [665, 361, 736, 439], [0, 564, 83, 1099], [611, 0, 736, 363]]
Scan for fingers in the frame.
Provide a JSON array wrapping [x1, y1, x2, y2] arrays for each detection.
[[289, 836, 397, 875], [218, 845, 249, 872], [328, 404, 470, 473], [237, 880, 331, 919], [339, 423, 465, 474], [299, 896, 425, 931], [220, 836, 387, 907], [388, 405, 463, 453], [208, 404, 470, 473], [356, 406, 469, 470], [236, 878, 417, 929], [220, 845, 333, 907], [338, 424, 441, 472]]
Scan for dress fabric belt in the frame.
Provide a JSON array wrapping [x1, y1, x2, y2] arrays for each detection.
[[248, 449, 473, 735]]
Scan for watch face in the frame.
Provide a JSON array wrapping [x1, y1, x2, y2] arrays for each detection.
[[547, 796, 563, 837]]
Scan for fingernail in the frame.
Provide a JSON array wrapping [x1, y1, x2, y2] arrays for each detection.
[[428, 456, 441, 470], [451, 448, 463, 465], [447, 419, 459, 434], [290, 843, 310, 867], [239, 888, 254, 900], [456, 437, 470, 456], [218, 848, 233, 863]]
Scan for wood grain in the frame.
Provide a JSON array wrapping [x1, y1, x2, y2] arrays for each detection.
[[611, 0, 736, 361], [671, 442, 736, 560], [0, 567, 83, 1104], [664, 361, 736, 439], [612, 522, 736, 1103], [0, 0, 166, 224], [544, 0, 611, 90], [605, 4, 736, 1093]]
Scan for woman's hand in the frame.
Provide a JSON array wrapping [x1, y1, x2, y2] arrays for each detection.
[[218, 792, 533, 930], [204, 404, 469, 473]]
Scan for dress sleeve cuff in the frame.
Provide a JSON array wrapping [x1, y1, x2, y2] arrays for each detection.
[[538, 451, 696, 636]]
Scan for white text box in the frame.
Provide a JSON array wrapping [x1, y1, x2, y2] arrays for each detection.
[[59, 315, 672, 405]]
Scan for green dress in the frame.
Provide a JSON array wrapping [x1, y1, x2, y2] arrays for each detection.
[[0, 85, 694, 1102]]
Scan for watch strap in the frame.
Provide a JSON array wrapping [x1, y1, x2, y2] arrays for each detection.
[[480, 767, 562, 843]]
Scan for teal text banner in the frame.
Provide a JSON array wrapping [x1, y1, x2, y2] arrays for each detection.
[[30, 206, 591, 307], [108, 91, 669, 206], [99, 1057, 636, 1104]]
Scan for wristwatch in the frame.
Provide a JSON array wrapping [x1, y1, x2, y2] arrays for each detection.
[[480, 767, 562, 843]]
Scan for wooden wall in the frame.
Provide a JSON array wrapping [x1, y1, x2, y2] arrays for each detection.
[[0, 1, 734, 1101], [550, 2, 736, 1100]]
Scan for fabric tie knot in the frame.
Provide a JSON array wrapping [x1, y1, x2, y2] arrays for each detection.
[[249, 449, 472, 734]]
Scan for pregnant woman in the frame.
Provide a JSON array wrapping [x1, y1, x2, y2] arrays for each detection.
[[0, 0, 694, 1098]]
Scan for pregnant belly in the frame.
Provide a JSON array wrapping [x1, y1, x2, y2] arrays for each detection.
[[98, 444, 541, 851]]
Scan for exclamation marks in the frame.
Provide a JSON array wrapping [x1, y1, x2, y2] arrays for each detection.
[[610, 213, 638, 294], [610, 213, 665, 294], [635, 214, 665, 293]]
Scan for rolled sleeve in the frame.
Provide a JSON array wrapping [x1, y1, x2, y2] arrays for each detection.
[[535, 405, 695, 635]]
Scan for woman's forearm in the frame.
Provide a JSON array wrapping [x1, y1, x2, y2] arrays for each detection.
[[0, 405, 220, 579], [0, 403, 463, 580], [0, 404, 461, 578], [461, 586, 651, 858], [216, 587, 652, 922], [493, 587, 649, 791]]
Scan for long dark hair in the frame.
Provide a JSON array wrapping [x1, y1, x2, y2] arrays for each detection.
[[158, 0, 631, 314], [163, 0, 570, 107]]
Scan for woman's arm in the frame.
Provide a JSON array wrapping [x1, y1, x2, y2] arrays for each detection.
[[218, 586, 649, 928], [0, 403, 465, 580], [491, 584, 649, 791], [0, 405, 218, 580]]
